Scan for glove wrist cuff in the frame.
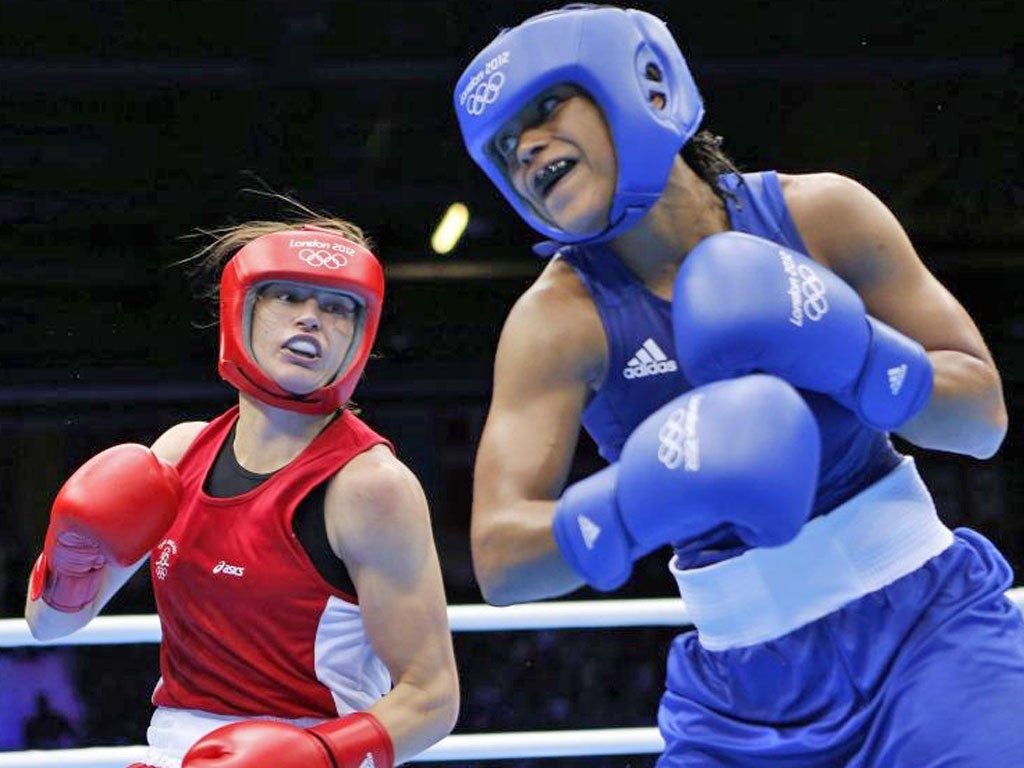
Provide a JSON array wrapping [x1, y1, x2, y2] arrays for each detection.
[[552, 464, 634, 592], [31, 551, 103, 613], [854, 316, 934, 431], [309, 712, 395, 768]]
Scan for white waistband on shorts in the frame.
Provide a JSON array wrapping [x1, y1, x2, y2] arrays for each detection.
[[143, 706, 325, 768], [670, 457, 954, 652]]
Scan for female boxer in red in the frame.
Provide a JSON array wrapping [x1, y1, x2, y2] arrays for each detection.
[[25, 216, 459, 768]]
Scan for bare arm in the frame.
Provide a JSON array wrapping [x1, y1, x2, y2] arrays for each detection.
[[24, 421, 206, 640], [471, 263, 607, 605], [786, 173, 1007, 458], [326, 445, 459, 763]]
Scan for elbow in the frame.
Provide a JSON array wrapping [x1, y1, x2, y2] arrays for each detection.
[[476, 578, 518, 608], [966, 386, 1008, 460], [438, 681, 460, 736], [473, 561, 551, 607], [470, 526, 511, 606], [421, 668, 461, 740], [901, 368, 1009, 460], [471, 542, 520, 607], [966, 361, 1010, 459], [472, 563, 511, 607], [471, 504, 572, 606], [968, 410, 1008, 460]]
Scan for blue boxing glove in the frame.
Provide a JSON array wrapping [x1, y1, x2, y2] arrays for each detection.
[[551, 375, 820, 591], [673, 231, 933, 431]]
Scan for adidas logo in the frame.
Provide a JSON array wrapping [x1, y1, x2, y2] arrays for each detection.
[[887, 364, 907, 396], [358, 753, 375, 768], [623, 338, 678, 379], [577, 514, 601, 550]]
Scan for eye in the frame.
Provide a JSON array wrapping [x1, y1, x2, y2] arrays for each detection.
[[537, 94, 562, 119], [495, 132, 519, 161], [262, 286, 295, 303], [492, 92, 567, 165], [321, 296, 358, 317]]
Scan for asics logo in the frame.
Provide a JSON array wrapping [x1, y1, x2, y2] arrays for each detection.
[[778, 250, 829, 326], [212, 560, 245, 577], [464, 72, 505, 116], [657, 394, 704, 471], [299, 249, 347, 269]]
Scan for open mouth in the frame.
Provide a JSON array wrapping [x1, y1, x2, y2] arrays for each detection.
[[283, 337, 321, 360], [533, 158, 577, 199]]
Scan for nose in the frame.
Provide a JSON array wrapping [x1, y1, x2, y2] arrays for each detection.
[[516, 125, 548, 166], [295, 298, 323, 330]]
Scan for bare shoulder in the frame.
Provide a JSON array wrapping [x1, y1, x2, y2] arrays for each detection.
[[778, 171, 881, 239], [150, 421, 208, 465], [325, 444, 430, 564], [498, 256, 607, 387], [333, 444, 424, 520], [778, 171, 914, 285]]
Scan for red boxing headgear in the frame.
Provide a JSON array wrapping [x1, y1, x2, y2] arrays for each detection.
[[218, 228, 384, 414]]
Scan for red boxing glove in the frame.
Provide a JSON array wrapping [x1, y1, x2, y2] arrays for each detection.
[[183, 712, 395, 768], [29, 443, 182, 612]]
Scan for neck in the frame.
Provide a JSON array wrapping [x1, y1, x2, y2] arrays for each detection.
[[609, 159, 730, 290], [232, 393, 338, 473]]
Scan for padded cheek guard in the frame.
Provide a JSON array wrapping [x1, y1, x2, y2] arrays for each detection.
[[453, 5, 705, 247], [218, 228, 384, 414]]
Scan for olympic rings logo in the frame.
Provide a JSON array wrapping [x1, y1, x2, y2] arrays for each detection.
[[657, 410, 688, 470], [657, 394, 703, 472], [464, 72, 505, 116], [796, 264, 829, 321], [299, 249, 347, 269]]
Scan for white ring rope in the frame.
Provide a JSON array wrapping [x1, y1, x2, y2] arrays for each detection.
[[0, 598, 695, 647], [0, 590, 1020, 766], [2, 590, 1021, 647], [0, 728, 666, 766]]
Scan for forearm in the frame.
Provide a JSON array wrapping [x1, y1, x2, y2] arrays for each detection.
[[471, 500, 583, 605], [24, 558, 141, 641], [24, 589, 95, 641], [368, 671, 459, 764], [896, 350, 1007, 459]]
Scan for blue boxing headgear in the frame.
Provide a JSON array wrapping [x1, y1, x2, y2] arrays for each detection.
[[454, 5, 704, 248]]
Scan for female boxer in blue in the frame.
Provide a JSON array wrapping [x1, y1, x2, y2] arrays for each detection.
[[454, 5, 1024, 765]]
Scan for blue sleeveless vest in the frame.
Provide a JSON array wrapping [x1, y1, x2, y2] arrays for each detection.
[[560, 171, 901, 526]]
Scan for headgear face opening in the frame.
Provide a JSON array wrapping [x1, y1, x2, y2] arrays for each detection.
[[454, 5, 704, 249], [218, 229, 384, 414]]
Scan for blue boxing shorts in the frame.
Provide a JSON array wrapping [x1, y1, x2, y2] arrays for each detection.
[[657, 458, 1024, 767]]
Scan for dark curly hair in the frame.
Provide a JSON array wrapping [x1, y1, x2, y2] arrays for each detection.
[[682, 130, 743, 204]]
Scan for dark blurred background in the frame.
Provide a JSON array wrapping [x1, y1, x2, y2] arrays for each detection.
[[0, 0, 1020, 764]]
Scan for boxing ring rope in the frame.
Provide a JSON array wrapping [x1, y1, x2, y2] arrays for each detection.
[[3, 591, 1022, 646], [2, 590, 1022, 767]]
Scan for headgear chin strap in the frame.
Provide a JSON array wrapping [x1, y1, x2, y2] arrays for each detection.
[[218, 228, 384, 414], [454, 5, 704, 250]]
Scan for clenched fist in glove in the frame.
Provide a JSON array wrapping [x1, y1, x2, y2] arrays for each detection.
[[30, 443, 182, 612], [183, 712, 394, 768]]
